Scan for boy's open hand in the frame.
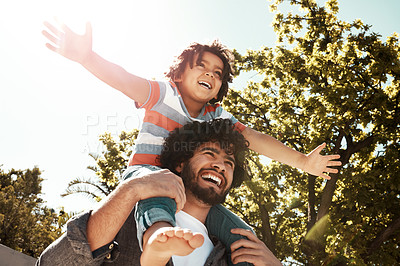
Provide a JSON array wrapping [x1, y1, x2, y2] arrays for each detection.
[[303, 143, 342, 180], [42, 20, 92, 64]]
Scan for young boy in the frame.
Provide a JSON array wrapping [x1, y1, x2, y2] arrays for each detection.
[[43, 21, 341, 265]]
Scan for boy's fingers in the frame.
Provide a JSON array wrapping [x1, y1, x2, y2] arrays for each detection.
[[327, 160, 342, 166], [321, 173, 331, 180], [52, 17, 75, 35], [43, 21, 63, 38], [45, 43, 58, 53], [326, 154, 341, 162], [60, 22, 73, 35], [42, 30, 59, 46], [54, 17, 67, 31], [326, 167, 339, 173]]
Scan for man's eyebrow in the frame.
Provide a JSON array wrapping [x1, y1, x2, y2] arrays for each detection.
[[225, 155, 236, 165], [200, 147, 236, 164], [200, 147, 220, 153]]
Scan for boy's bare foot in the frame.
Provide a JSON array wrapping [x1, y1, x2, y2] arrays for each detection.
[[140, 224, 204, 266]]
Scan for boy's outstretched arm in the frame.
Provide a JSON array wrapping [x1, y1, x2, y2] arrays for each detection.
[[242, 127, 342, 180], [42, 21, 149, 105]]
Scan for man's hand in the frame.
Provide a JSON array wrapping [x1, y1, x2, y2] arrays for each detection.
[[87, 169, 186, 251], [132, 169, 186, 212], [42, 20, 93, 64], [230, 228, 282, 266], [303, 143, 342, 180]]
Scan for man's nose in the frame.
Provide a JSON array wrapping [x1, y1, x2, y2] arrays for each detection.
[[211, 159, 225, 172]]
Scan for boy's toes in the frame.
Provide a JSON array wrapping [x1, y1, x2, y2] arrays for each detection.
[[174, 228, 185, 238], [188, 233, 204, 249], [154, 233, 168, 243]]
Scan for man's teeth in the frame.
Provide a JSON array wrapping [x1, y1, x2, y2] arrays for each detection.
[[202, 174, 221, 187], [199, 81, 211, 89]]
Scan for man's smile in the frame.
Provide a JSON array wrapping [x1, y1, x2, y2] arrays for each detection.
[[201, 173, 222, 187], [199, 169, 225, 189]]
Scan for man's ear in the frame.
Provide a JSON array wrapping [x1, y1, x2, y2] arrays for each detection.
[[175, 162, 184, 173]]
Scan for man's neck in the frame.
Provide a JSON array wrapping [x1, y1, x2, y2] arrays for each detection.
[[181, 194, 212, 224]]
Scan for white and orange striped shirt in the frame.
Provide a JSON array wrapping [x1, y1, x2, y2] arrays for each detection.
[[128, 80, 246, 166]]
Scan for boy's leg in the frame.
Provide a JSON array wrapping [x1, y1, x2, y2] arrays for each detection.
[[206, 204, 254, 266], [122, 165, 177, 249], [123, 166, 204, 265]]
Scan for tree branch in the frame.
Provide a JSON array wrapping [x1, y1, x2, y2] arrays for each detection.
[[363, 215, 400, 260], [317, 134, 375, 220], [306, 175, 317, 232]]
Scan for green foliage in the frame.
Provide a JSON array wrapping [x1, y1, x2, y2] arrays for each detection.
[[224, 0, 400, 264], [62, 130, 138, 201], [55, 2, 400, 263], [0, 167, 70, 258]]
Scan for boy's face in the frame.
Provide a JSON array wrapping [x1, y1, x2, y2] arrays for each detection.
[[175, 51, 224, 105]]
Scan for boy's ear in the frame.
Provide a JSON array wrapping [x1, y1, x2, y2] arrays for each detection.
[[174, 75, 182, 83]]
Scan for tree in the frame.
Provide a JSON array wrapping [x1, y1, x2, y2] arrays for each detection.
[[62, 130, 138, 201], [223, 0, 399, 264], [0, 167, 70, 258], [58, 1, 399, 262]]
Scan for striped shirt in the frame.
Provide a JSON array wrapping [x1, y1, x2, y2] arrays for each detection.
[[128, 80, 246, 166]]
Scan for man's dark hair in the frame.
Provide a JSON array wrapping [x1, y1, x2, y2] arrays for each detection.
[[165, 41, 235, 104], [159, 119, 249, 189]]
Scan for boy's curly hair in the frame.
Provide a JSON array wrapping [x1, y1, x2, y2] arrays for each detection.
[[158, 119, 249, 189], [165, 41, 235, 104]]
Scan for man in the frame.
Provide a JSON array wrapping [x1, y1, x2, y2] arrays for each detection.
[[37, 119, 281, 265]]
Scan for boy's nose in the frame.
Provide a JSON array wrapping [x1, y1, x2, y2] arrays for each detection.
[[205, 72, 214, 78]]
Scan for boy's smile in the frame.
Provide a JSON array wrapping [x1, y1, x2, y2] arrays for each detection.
[[175, 51, 224, 117]]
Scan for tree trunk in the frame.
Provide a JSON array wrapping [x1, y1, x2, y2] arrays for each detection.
[[302, 134, 375, 262]]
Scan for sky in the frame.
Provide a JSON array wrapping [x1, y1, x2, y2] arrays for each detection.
[[1, 0, 399, 213]]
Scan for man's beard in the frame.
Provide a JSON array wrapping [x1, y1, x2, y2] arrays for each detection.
[[180, 162, 229, 206]]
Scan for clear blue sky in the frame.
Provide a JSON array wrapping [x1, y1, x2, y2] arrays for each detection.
[[0, 0, 399, 213]]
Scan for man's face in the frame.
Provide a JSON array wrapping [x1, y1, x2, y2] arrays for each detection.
[[178, 142, 235, 206]]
